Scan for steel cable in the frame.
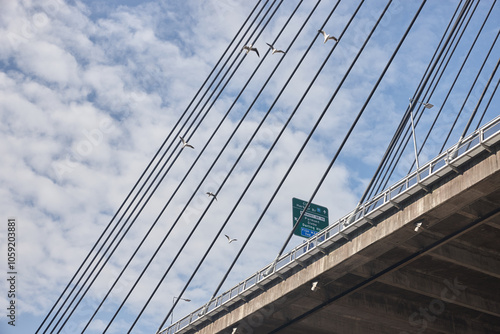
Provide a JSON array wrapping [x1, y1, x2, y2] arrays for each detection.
[[41, 1, 275, 333], [36, 1, 265, 333]]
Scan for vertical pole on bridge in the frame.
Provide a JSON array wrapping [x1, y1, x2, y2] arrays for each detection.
[[409, 98, 434, 180]]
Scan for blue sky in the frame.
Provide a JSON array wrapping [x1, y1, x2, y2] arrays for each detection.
[[0, 1, 498, 333]]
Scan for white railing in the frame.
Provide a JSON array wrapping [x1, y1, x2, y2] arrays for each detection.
[[160, 114, 500, 334]]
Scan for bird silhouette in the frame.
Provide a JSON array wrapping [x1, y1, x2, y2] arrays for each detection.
[[266, 43, 285, 54], [206, 192, 217, 201], [225, 234, 237, 243], [242, 44, 260, 57], [318, 30, 338, 43], [179, 136, 194, 149]]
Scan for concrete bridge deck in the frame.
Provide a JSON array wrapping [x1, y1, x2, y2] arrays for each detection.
[[195, 143, 500, 333], [163, 117, 500, 334]]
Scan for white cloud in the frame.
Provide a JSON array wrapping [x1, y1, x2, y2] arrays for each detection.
[[16, 40, 80, 85]]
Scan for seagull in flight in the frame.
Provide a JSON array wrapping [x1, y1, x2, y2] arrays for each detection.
[[225, 234, 237, 243], [242, 44, 260, 57], [266, 43, 285, 55], [318, 30, 338, 43], [179, 136, 194, 149], [206, 192, 217, 201]]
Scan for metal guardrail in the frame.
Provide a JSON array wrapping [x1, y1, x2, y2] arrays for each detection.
[[161, 114, 500, 334]]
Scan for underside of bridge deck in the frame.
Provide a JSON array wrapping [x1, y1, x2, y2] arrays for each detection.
[[195, 149, 500, 334]]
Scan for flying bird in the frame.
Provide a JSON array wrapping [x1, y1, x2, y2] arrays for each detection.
[[179, 136, 194, 149], [206, 192, 217, 201], [311, 281, 319, 291], [242, 44, 260, 57], [225, 234, 237, 243], [318, 30, 338, 43], [266, 43, 285, 55]]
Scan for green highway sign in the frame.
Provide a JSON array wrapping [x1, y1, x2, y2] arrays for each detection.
[[292, 198, 329, 238]]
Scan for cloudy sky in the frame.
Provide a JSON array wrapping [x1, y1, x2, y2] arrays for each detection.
[[1, 0, 498, 333]]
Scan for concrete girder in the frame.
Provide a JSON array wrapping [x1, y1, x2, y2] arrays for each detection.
[[429, 242, 500, 279], [371, 267, 500, 318], [270, 283, 499, 334]]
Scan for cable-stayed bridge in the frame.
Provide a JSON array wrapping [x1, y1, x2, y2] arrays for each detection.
[[36, 1, 499, 333]]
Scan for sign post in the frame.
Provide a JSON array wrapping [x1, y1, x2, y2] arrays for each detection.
[[292, 198, 329, 238]]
